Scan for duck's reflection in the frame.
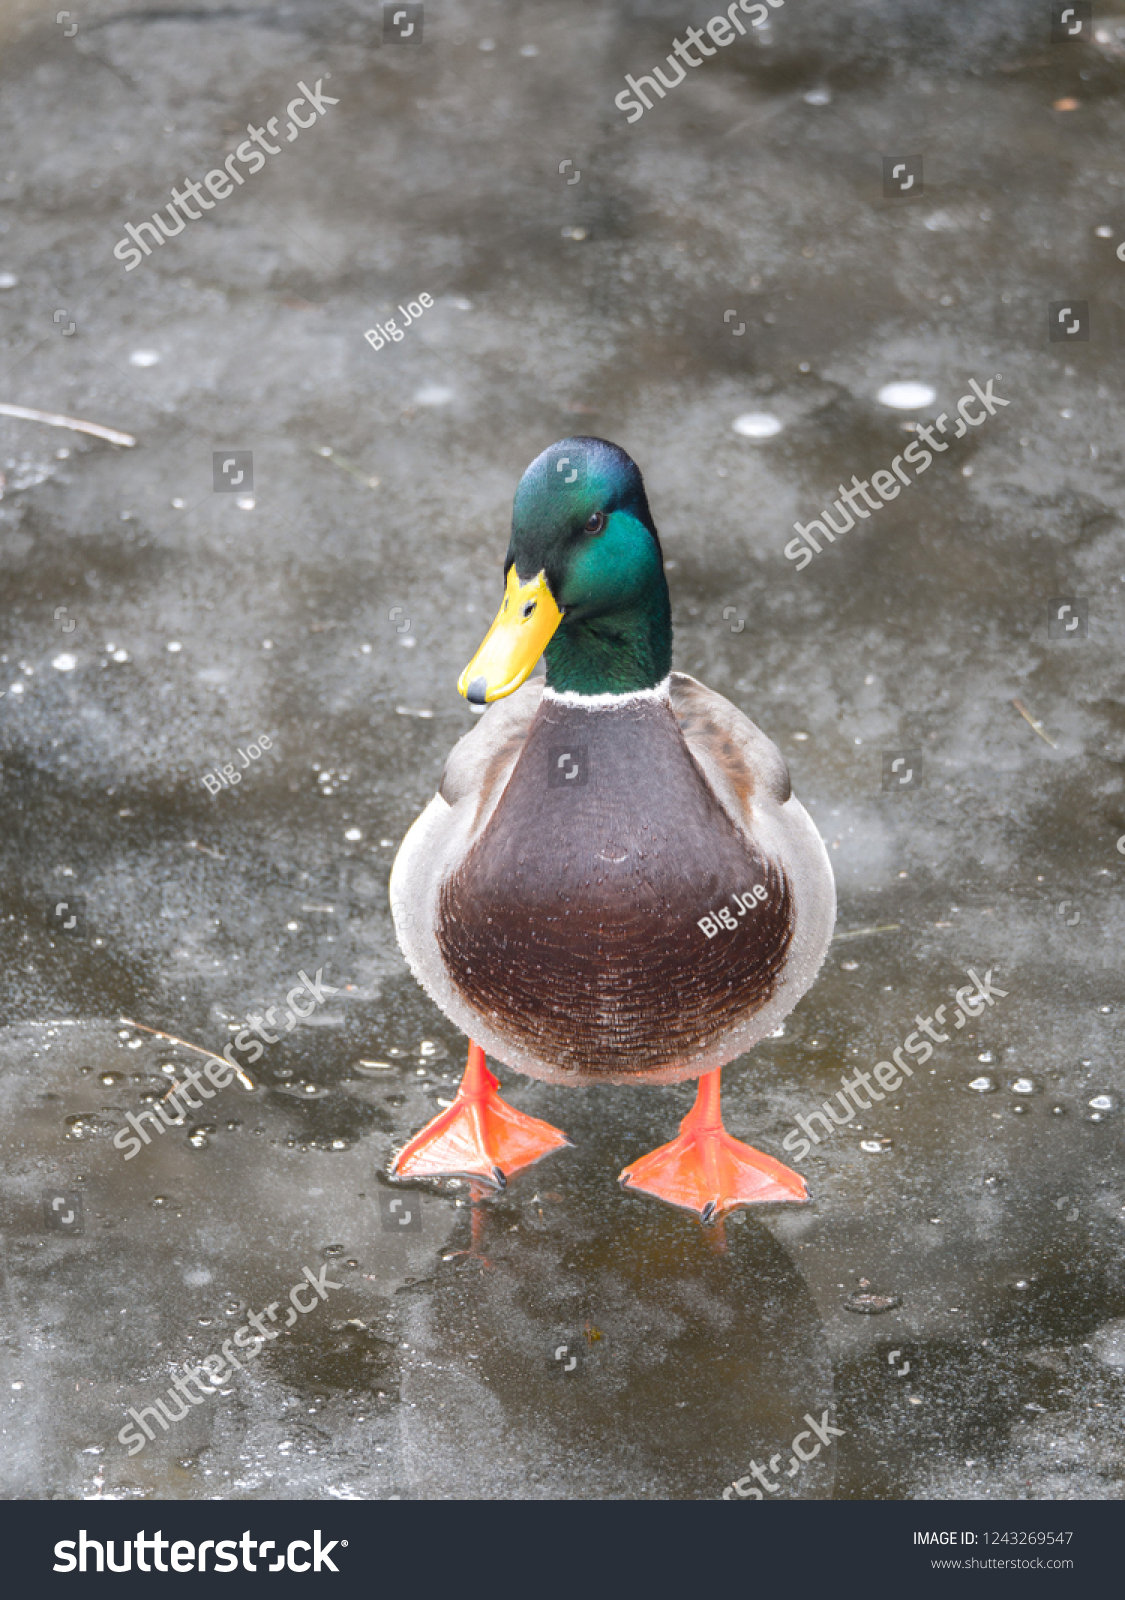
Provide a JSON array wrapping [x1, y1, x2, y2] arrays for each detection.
[[398, 1123, 836, 1501]]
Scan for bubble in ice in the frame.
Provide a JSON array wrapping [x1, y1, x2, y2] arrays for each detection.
[[876, 381, 937, 410], [128, 349, 161, 367], [732, 412, 783, 439], [1009, 1077, 1035, 1095], [51, 654, 77, 672], [64, 1112, 117, 1139], [414, 384, 454, 406], [967, 1075, 996, 1093]]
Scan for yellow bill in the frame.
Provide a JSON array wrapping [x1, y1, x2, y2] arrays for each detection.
[[458, 566, 563, 703]]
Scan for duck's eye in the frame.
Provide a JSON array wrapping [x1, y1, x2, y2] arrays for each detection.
[[584, 512, 606, 535], [521, 599, 537, 620]]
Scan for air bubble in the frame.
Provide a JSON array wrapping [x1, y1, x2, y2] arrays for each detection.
[[877, 380, 937, 410]]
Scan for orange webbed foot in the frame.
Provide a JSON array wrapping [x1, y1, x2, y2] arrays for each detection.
[[391, 1041, 571, 1188], [619, 1068, 808, 1222]]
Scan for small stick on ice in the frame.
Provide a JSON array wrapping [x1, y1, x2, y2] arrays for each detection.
[[832, 924, 901, 943], [1011, 697, 1057, 749], [0, 402, 136, 447], [118, 1016, 255, 1090]]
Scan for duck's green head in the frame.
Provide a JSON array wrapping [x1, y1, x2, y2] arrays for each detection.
[[459, 437, 672, 702]]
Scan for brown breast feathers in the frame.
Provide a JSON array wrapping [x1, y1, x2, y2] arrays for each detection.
[[436, 694, 794, 1080]]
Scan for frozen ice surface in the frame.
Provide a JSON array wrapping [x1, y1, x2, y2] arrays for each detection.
[[0, 0, 1122, 1499]]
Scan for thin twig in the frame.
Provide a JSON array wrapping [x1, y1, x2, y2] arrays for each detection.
[[314, 446, 379, 489], [186, 840, 225, 860], [118, 1016, 255, 1090], [0, 402, 136, 447], [1011, 697, 1058, 748], [832, 924, 901, 943]]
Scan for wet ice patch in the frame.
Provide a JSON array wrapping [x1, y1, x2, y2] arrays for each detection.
[[877, 381, 936, 410], [414, 384, 454, 406], [129, 349, 161, 367], [0, 271, 18, 289], [1091, 1317, 1125, 1367], [732, 412, 783, 439]]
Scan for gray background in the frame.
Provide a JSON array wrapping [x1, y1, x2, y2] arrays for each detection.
[[0, 0, 1122, 1499]]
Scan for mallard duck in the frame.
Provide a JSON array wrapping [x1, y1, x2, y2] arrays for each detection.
[[389, 437, 835, 1220]]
